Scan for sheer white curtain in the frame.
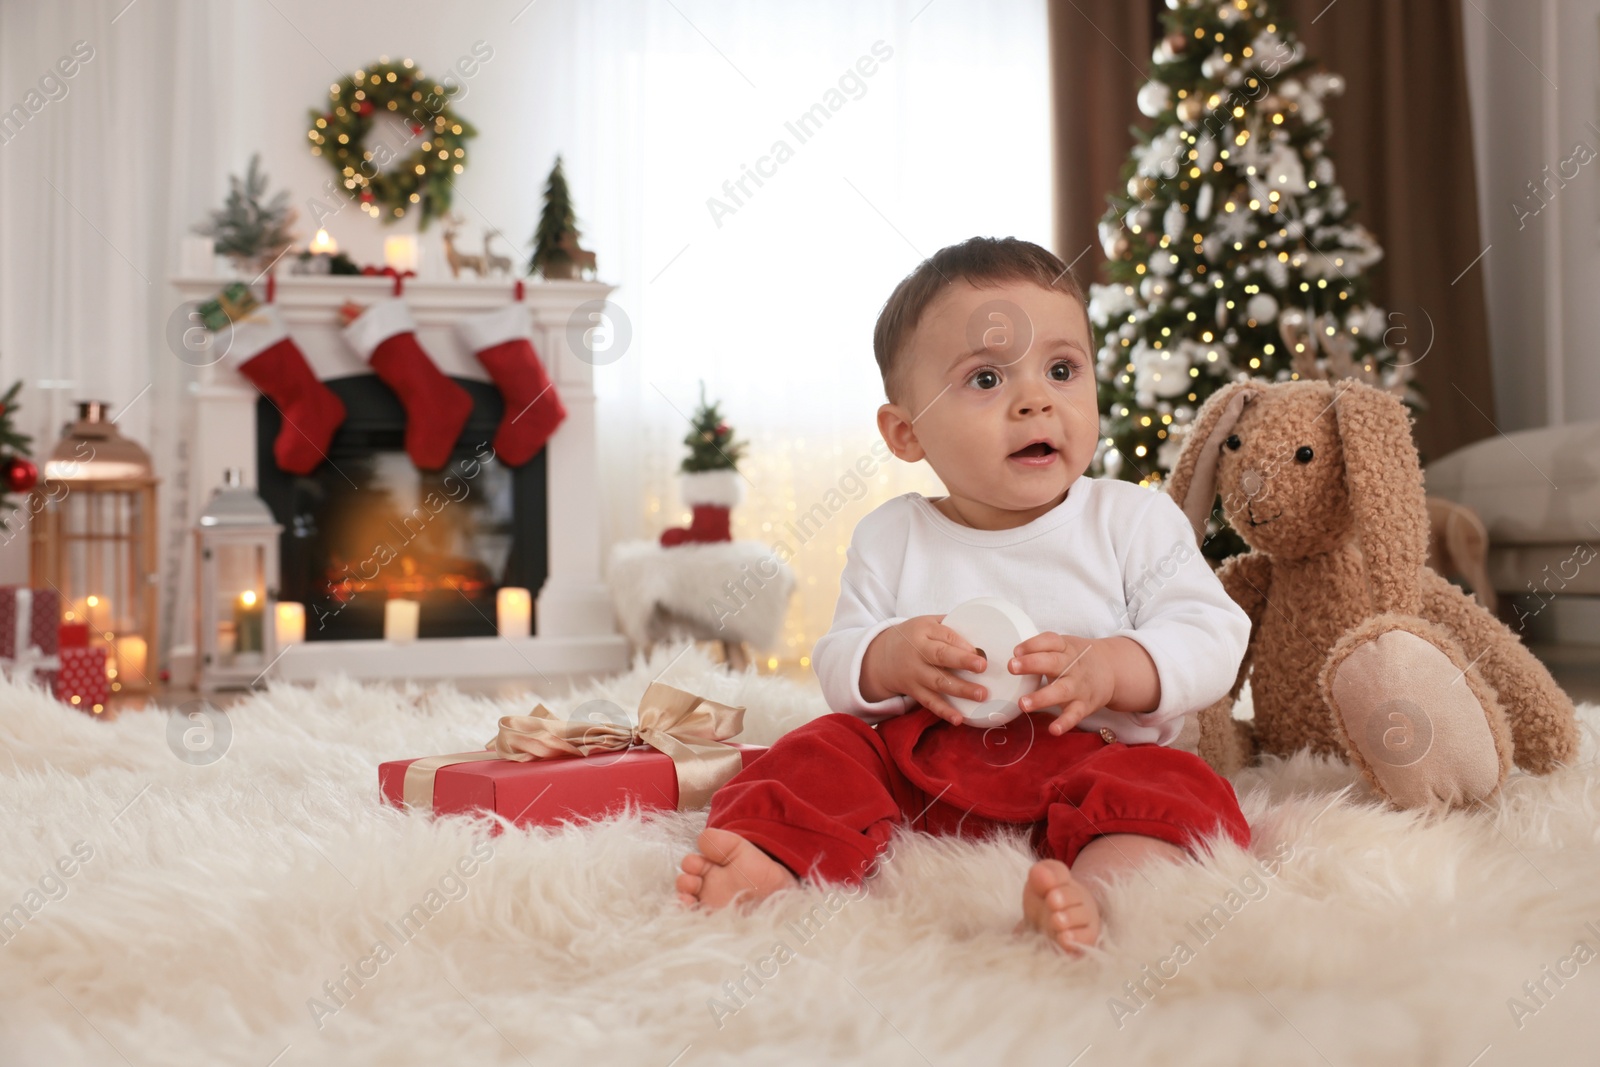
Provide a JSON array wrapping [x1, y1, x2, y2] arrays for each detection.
[[569, 0, 1053, 665], [0, 0, 238, 651]]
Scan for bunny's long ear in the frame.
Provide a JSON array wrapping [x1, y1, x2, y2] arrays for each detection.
[[1165, 379, 1260, 541], [1331, 378, 1427, 616]]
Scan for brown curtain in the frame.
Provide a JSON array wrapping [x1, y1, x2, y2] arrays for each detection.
[[1048, 0, 1495, 464], [1047, 1, 1157, 280]]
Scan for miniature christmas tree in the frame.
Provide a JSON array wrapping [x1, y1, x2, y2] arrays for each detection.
[[1090, 0, 1414, 503], [528, 156, 580, 278], [679, 380, 747, 474], [194, 154, 297, 273], [0, 381, 37, 524]]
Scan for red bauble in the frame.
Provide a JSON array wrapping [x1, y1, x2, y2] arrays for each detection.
[[714, 422, 729, 435], [3, 456, 37, 492], [357, 101, 375, 115], [410, 123, 424, 134], [360, 190, 375, 203]]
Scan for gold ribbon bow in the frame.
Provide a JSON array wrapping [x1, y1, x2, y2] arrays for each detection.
[[401, 681, 747, 814]]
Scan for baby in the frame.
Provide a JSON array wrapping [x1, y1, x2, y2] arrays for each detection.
[[676, 236, 1252, 953]]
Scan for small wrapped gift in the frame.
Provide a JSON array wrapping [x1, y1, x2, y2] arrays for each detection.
[[55, 647, 110, 712], [0, 587, 61, 687], [197, 282, 259, 332], [0, 587, 60, 658], [380, 681, 766, 828]]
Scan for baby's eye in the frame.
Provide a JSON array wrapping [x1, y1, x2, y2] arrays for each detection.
[[969, 368, 1001, 390], [1048, 360, 1077, 382]]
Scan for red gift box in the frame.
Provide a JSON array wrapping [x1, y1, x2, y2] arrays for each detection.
[[55, 646, 109, 712], [59, 623, 90, 649], [0, 586, 61, 658], [379, 743, 767, 828]]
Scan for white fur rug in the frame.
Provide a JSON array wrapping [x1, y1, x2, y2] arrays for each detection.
[[4, 645, 1600, 1066]]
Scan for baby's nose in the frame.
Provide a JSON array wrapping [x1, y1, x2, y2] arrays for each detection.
[[1240, 468, 1264, 497]]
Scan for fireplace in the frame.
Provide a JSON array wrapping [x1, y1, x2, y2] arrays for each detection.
[[169, 273, 625, 685], [256, 375, 548, 641]]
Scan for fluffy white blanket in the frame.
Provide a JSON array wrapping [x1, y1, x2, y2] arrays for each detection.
[[3, 646, 1599, 1066]]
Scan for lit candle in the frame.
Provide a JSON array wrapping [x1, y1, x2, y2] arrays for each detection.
[[234, 590, 264, 654], [384, 598, 420, 643], [384, 234, 419, 273], [276, 602, 306, 645], [115, 636, 148, 687], [309, 228, 338, 255], [81, 594, 112, 633], [496, 587, 532, 638]]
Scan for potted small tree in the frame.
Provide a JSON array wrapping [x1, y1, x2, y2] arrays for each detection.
[[660, 381, 748, 547], [527, 156, 596, 280]]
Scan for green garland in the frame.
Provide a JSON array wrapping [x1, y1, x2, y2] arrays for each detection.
[[306, 57, 477, 229]]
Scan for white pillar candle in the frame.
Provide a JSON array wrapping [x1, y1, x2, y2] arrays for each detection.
[[496, 587, 532, 638], [276, 602, 306, 646], [384, 235, 419, 273], [383, 598, 420, 643], [115, 636, 148, 686]]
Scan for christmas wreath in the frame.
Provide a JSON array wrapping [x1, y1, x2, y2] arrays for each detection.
[[306, 57, 477, 228]]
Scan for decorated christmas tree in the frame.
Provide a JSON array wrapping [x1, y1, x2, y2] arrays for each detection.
[[1090, 0, 1415, 504], [194, 154, 296, 272], [528, 156, 579, 278], [678, 380, 747, 474], [0, 381, 37, 524]]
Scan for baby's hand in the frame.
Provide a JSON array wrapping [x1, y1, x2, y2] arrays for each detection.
[[1009, 633, 1117, 736], [861, 614, 988, 726]]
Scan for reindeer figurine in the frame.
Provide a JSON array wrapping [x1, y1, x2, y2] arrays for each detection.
[[557, 230, 598, 280], [482, 231, 513, 276], [442, 213, 486, 278]]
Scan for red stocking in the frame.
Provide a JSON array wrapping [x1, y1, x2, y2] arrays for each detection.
[[457, 305, 566, 467], [229, 304, 346, 475], [343, 299, 472, 471]]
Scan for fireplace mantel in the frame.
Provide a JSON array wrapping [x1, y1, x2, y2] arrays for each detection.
[[168, 274, 629, 684]]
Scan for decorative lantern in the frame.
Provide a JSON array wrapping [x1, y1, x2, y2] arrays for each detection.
[[195, 469, 282, 692], [30, 401, 159, 694]]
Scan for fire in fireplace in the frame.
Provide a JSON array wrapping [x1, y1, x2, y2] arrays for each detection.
[[256, 375, 548, 641]]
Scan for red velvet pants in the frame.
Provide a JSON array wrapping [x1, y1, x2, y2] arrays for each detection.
[[706, 708, 1251, 885]]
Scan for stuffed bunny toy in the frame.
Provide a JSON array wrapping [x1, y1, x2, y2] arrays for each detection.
[[1165, 377, 1579, 810]]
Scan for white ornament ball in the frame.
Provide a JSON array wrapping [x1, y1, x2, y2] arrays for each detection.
[[1246, 292, 1279, 323], [1137, 80, 1172, 119]]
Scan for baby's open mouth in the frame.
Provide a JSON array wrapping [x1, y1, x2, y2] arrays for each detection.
[[1009, 442, 1057, 459]]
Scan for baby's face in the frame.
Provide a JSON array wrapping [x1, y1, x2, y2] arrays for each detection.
[[882, 279, 1100, 515]]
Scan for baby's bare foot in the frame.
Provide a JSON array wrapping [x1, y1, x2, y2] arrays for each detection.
[[675, 827, 797, 909], [1017, 859, 1101, 953]]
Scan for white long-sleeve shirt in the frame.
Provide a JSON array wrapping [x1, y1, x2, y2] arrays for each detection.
[[810, 476, 1250, 747]]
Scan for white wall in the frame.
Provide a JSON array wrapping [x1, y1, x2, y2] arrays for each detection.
[[1463, 0, 1600, 431]]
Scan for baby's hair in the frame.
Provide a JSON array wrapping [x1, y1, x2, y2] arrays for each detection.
[[872, 236, 1088, 405]]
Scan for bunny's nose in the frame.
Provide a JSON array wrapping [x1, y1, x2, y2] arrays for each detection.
[[1240, 469, 1264, 497]]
